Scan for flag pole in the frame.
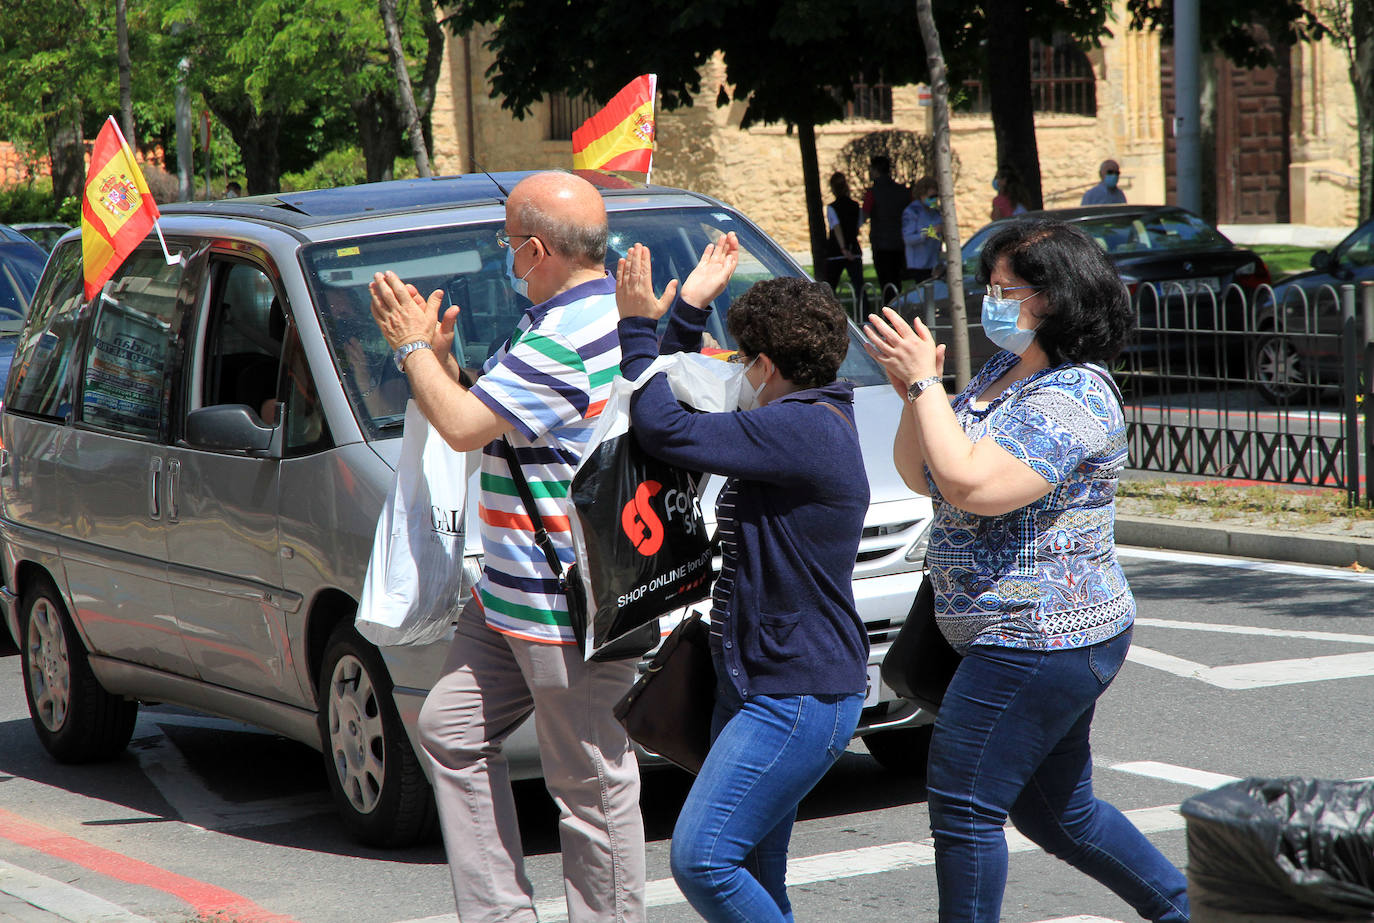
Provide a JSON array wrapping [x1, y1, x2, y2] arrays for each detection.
[[645, 74, 657, 186], [107, 115, 181, 267]]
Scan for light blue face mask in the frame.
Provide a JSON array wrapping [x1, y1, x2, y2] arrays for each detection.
[[981, 292, 1041, 355], [1103, 172, 1120, 190], [505, 237, 535, 298]]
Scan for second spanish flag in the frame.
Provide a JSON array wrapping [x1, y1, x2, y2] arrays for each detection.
[[572, 75, 657, 174]]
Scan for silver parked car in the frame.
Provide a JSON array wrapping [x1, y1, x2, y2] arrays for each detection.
[[0, 172, 933, 848]]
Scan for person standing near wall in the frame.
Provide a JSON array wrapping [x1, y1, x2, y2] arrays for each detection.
[[902, 176, 943, 286], [863, 155, 912, 305], [1081, 159, 1127, 206]]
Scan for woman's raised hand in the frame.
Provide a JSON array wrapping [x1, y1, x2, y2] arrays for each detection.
[[679, 231, 740, 309], [615, 243, 678, 320], [863, 307, 945, 388]]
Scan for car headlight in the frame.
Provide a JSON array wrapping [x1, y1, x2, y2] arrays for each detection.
[[904, 520, 932, 563]]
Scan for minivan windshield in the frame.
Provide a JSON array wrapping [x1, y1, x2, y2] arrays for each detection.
[[303, 205, 888, 437]]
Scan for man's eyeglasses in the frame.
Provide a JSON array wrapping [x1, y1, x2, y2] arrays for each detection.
[[495, 233, 531, 249], [1103, 170, 1120, 176], [725, 352, 752, 364], [985, 283, 1037, 300]]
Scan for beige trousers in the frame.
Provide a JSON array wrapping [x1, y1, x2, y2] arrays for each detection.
[[417, 597, 645, 923]]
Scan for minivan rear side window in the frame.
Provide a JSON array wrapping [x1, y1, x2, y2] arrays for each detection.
[[7, 240, 84, 419], [79, 250, 188, 439]]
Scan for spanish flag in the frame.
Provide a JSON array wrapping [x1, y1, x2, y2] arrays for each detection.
[[572, 75, 657, 174], [82, 116, 160, 301]]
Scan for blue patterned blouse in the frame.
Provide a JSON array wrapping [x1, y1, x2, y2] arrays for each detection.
[[926, 350, 1134, 652]]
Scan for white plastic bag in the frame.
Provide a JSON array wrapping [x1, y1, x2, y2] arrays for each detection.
[[356, 400, 475, 646]]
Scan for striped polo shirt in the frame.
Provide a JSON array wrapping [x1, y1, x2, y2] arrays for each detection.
[[469, 274, 620, 643]]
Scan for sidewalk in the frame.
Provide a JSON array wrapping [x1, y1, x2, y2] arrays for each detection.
[[1115, 514, 1374, 570]]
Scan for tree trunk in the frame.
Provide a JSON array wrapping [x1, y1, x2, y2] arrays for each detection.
[[1355, 0, 1373, 222], [116, 0, 135, 145], [984, 0, 1042, 209], [45, 102, 85, 205], [208, 98, 281, 194], [354, 89, 403, 183], [916, 0, 969, 388], [378, 0, 431, 178], [798, 121, 828, 283]]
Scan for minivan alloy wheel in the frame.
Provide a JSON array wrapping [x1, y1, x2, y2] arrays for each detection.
[[26, 597, 71, 732], [326, 652, 386, 815]]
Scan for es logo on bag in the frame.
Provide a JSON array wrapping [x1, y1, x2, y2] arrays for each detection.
[[620, 480, 703, 557], [621, 480, 664, 555]]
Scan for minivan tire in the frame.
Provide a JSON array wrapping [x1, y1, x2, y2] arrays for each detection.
[[863, 724, 934, 777], [20, 578, 138, 762], [317, 624, 437, 847]]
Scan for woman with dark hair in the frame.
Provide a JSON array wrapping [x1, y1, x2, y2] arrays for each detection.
[[862, 220, 1188, 923], [616, 235, 869, 922], [990, 167, 1031, 220]]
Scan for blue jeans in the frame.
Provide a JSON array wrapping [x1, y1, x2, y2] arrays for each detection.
[[670, 675, 864, 922], [926, 628, 1189, 923]]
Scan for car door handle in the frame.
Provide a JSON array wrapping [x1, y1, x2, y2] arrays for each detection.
[[166, 458, 180, 522], [148, 456, 162, 520]]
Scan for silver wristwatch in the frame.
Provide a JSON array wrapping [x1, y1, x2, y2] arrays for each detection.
[[906, 375, 941, 402], [393, 340, 432, 372]]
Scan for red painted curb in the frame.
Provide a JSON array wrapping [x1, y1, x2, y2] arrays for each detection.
[[0, 806, 300, 923]]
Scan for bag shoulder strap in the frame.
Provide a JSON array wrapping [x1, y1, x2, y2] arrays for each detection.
[[1079, 363, 1124, 407], [816, 400, 856, 434], [497, 438, 565, 577]]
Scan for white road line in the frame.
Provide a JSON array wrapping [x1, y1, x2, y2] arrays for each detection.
[[1127, 646, 1374, 689], [1133, 617, 1374, 645], [131, 734, 333, 831], [392, 804, 1182, 923], [0, 859, 158, 923], [1118, 546, 1374, 583], [1111, 761, 1242, 789]]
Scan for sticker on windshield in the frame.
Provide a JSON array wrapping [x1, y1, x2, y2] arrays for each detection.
[[712, 213, 733, 222], [336, 246, 361, 257]]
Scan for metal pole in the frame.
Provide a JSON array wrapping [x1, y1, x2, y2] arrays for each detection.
[[175, 58, 193, 203], [1362, 281, 1374, 507], [1342, 284, 1359, 506], [1173, 0, 1202, 214]]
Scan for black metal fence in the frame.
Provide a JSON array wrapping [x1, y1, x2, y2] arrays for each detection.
[[845, 279, 1374, 505]]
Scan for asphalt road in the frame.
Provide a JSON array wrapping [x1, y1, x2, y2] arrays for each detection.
[[2, 546, 1373, 923]]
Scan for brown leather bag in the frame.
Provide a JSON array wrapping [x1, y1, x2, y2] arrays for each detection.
[[613, 612, 716, 774]]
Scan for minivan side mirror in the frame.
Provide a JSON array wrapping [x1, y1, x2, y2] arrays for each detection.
[[1310, 250, 1332, 271], [186, 404, 278, 455]]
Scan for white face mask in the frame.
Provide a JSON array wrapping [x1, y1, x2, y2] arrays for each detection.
[[735, 357, 767, 411]]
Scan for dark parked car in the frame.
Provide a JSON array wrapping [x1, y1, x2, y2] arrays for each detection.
[[12, 222, 71, 253], [1251, 219, 1373, 403], [892, 205, 1271, 377]]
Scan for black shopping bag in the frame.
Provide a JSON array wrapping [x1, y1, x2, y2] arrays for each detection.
[[568, 429, 713, 660]]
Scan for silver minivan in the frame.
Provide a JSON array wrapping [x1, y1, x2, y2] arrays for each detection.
[[0, 172, 933, 847]]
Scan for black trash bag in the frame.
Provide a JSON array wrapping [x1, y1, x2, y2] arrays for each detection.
[[567, 428, 713, 660], [1182, 777, 1374, 919]]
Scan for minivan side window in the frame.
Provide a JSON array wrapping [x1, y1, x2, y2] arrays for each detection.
[[79, 250, 187, 438], [8, 240, 84, 419]]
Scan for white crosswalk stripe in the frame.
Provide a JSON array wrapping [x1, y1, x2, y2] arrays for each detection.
[[0, 859, 158, 923]]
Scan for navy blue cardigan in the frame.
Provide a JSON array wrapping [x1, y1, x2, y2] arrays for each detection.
[[618, 298, 870, 697]]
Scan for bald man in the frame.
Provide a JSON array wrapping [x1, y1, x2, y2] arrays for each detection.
[[1081, 159, 1126, 206], [370, 171, 644, 923]]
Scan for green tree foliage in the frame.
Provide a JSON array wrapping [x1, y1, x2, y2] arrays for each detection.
[[153, 0, 443, 193], [0, 1, 114, 203], [0, 0, 441, 202]]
